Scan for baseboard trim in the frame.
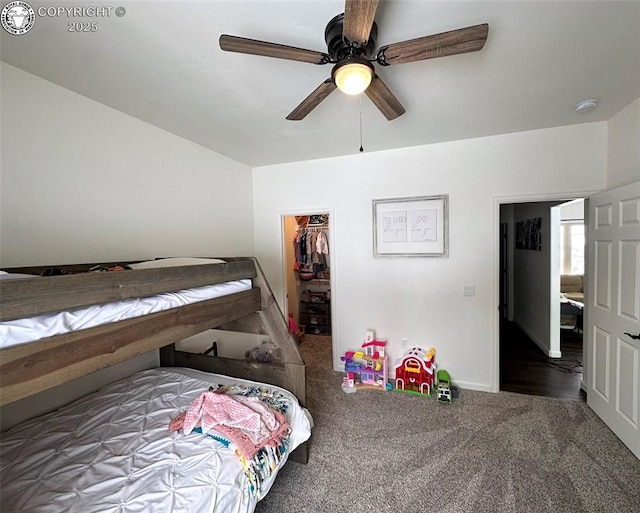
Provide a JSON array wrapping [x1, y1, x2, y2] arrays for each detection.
[[516, 321, 551, 356], [453, 380, 494, 393]]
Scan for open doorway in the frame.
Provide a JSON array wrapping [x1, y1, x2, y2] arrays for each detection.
[[499, 200, 585, 400], [282, 213, 333, 365]]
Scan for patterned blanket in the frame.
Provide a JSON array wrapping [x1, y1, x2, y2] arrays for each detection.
[[169, 383, 292, 495]]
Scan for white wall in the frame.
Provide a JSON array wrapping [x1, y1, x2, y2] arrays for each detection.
[[607, 96, 640, 189], [512, 202, 560, 357], [253, 123, 607, 391], [560, 199, 585, 221], [0, 63, 255, 428], [0, 63, 254, 267]]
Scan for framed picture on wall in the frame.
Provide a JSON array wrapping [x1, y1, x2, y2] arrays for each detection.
[[373, 194, 449, 257], [515, 217, 542, 251]]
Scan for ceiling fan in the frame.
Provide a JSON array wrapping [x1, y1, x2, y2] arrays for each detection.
[[219, 0, 488, 121]]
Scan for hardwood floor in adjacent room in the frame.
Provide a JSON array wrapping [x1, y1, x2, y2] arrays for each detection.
[[500, 321, 585, 401]]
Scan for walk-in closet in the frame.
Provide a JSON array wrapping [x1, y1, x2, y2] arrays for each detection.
[[283, 214, 331, 339]]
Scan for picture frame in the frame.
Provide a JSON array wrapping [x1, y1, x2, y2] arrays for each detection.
[[373, 195, 448, 257], [515, 217, 542, 251]]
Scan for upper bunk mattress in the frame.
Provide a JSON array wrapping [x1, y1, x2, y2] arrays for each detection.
[[0, 367, 313, 513], [0, 279, 252, 349]]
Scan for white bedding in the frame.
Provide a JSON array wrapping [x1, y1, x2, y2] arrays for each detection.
[[0, 279, 252, 349], [0, 367, 312, 513]]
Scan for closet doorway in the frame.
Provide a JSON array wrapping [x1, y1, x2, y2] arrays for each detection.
[[282, 213, 333, 362]]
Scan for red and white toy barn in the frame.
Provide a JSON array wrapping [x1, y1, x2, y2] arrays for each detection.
[[394, 347, 436, 395]]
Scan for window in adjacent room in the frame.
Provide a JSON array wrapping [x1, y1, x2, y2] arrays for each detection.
[[560, 221, 584, 275]]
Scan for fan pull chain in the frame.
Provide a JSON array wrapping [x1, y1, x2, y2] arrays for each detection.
[[359, 95, 364, 153]]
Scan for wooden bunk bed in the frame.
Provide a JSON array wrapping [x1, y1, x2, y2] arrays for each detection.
[[0, 257, 307, 454], [0, 257, 311, 512]]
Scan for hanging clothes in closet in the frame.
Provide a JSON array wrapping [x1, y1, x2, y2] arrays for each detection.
[[293, 226, 329, 281]]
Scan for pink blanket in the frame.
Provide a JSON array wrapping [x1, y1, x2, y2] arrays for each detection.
[[169, 389, 290, 460]]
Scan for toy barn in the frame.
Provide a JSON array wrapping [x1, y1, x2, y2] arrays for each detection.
[[394, 347, 436, 395]]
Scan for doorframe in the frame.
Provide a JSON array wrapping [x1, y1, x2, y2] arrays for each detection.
[[279, 207, 337, 361], [491, 189, 599, 392]]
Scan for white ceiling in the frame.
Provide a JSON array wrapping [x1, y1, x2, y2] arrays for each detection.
[[2, 0, 639, 167]]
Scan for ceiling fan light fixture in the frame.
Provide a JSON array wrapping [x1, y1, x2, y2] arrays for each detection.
[[575, 98, 599, 114], [332, 57, 374, 95]]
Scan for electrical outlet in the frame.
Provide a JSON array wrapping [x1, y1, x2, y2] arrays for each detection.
[[463, 285, 476, 297], [401, 338, 409, 349]]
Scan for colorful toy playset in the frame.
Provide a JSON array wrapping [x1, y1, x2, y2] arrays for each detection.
[[394, 346, 437, 396], [341, 329, 388, 393], [342, 332, 454, 402]]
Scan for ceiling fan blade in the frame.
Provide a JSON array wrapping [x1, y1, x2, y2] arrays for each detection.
[[220, 35, 329, 64], [365, 75, 405, 120], [286, 79, 337, 120], [379, 23, 489, 65], [343, 0, 380, 44]]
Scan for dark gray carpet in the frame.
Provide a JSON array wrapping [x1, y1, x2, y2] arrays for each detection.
[[256, 336, 640, 513]]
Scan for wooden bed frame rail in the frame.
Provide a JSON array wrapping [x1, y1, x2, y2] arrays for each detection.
[[0, 258, 306, 412], [0, 259, 257, 322]]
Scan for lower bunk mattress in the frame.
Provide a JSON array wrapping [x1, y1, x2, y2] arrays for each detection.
[[0, 367, 313, 513]]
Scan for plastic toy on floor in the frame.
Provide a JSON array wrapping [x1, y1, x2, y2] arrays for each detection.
[[341, 375, 357, 393], [340, 329, 388, 393], [436, 369, 452, 404], [394, 346, 436, 396]]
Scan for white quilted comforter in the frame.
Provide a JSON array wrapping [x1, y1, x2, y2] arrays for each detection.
[[0, 368, 312, 513]]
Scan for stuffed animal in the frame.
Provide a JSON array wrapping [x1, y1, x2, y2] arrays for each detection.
[[245, 340, 281, 363]]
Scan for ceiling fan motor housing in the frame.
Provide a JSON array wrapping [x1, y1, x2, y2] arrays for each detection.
[[325, 13, 377, 61]]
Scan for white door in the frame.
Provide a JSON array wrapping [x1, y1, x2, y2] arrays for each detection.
[[587, 180, 640, 459]]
